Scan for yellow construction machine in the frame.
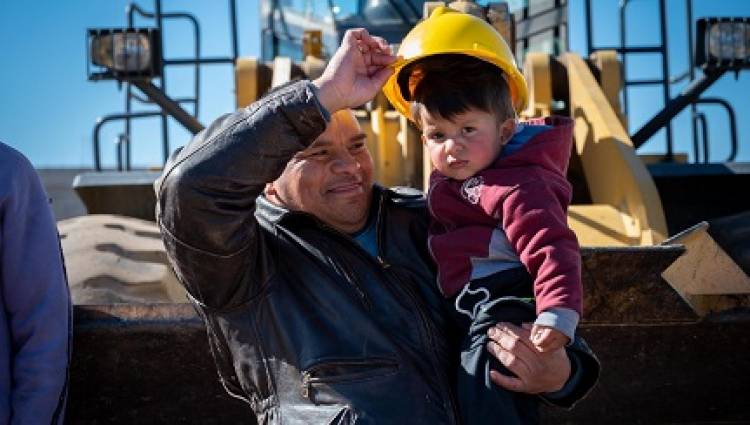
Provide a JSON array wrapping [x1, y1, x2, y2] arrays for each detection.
[[65, 1, 750, 423]]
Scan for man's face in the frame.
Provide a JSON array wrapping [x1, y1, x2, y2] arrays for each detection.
[[266, 110, 374, 234]]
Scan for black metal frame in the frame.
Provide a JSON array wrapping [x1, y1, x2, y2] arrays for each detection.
[[91, 0, 239, 171], [514, 0, 568, 59], [585, 0, 740, 163]]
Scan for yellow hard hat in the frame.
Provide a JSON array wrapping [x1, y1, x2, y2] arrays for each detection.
[[382, 6, 528, 120]]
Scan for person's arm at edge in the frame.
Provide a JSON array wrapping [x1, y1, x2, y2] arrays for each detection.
[[1, 143, 71, 425]]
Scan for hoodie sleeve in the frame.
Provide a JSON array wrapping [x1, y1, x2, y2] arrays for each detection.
[[0, 143, 71, 425], [495, 178, 582, 316]]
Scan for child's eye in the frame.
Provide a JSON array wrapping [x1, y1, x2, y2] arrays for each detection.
[[428, 132, 445, 142], [462, 127, 476, 136]]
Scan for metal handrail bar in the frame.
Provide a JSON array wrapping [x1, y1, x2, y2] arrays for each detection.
[[93, 111, 164, 171], [695, 98, 739, 162], [693, 112, 708, 163]]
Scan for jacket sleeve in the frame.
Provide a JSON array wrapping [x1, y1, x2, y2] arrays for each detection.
[[541, 335, 600, 408], [156, 81, 328, 309], [493, 179, 583, 316], [0, 144, 71, 425]]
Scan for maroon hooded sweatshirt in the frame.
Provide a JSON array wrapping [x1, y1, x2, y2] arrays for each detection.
[[427, 116, 582, 317]]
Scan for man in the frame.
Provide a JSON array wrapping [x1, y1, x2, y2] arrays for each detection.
[[1, 142, 71, 424], [157, 29, 598, 423]]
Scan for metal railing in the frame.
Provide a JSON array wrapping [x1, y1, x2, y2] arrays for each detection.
[[92, 0, 239, 171], [585, 0, 739, 163]]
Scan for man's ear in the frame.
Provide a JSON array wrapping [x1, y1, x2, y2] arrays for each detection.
[[499, 118, 517, 145]]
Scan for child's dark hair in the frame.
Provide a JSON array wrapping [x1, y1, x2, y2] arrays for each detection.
[[398, 54, 515, 128]]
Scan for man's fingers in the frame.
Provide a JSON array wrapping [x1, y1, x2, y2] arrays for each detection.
[[368, 52, 399, 66], [504, 322, 534, 340], [487, 339, 532, 381], [345, 28, 384, 55], [344, 28, 371, 45], [371, 36, 391, 53], [489, 370, 526, 393], [369, 66, 394, 87], [491, 323, 537, 357], [487, 322, 572, 394]]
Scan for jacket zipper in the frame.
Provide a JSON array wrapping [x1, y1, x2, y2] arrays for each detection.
[[300, 358, 398, 400], [307, 191, 459, 423], [278, 221, 372, 310], [374, 192, 460, 425], [317, 223, 373, 310]]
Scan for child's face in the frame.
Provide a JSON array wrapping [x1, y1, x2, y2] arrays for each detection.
[[421, 107, 514, 180]]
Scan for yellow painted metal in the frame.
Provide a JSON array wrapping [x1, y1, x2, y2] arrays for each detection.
[[485, 3, 514, 55], [589, 51, 627, 129], [371, 94, 393, 185], [563, 52, 668, 245], [520, 51, 666, 246], [662, 222, 750, 316], [522, 52, 552, 118], [568, 205, 641, 247], [302, 30, 323, 59], [356, 99, 421, 189], [422, 143, 433, 192], [235, 57, 258, 109], [639, 153, 689, 164], [398, 115, 424, 190]]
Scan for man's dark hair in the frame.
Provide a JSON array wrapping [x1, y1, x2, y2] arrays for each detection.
[[398, 54, 515, 128]]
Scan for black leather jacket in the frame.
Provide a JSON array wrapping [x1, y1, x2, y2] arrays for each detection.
[[156, 81, 598, 424]]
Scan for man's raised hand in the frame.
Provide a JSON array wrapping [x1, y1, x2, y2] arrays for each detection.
[[313, 29, 398, 113]]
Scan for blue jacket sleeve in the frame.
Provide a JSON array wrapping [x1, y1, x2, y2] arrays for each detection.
[[0, 142, 71, 425], [541, 335, 600, 408]]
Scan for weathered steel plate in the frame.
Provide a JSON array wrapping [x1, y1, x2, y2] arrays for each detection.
[[580, 245, 694, 323]]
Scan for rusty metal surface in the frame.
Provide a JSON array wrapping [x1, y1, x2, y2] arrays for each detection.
[[68, 304, 254, 424], [69, 301, 749, 424], [581, 245, 695, 323], [73, 303, 198, 324], [542, 318, 750, 424]]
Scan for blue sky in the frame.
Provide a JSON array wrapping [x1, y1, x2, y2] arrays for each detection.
[[1, 0, 748, 168]]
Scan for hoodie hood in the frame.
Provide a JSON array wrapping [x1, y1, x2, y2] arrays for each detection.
[[494, 116, 574, 177]]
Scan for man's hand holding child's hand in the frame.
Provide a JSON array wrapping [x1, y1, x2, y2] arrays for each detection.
[[531, 325, 569, 352]]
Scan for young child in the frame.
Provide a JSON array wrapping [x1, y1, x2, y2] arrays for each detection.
[[383, 7, 582, 424]]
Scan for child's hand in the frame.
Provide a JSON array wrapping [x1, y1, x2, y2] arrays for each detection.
[[531, 325, 569, 352]]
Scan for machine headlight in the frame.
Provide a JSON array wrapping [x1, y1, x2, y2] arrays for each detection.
[[697, 18, 750, 70], [87, 28, 162, 80]]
